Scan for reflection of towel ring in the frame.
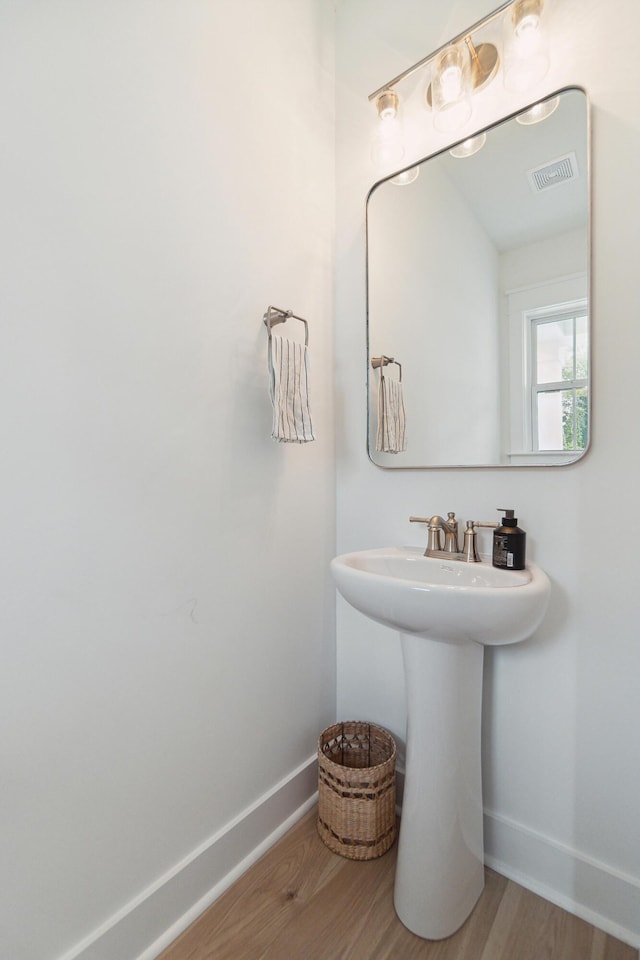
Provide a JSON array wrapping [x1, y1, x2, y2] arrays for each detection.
[[263, 305, 309, 346], [371, 355, 402, 381]]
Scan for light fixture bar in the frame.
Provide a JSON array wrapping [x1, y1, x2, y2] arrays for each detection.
[[367, 0, 513, 102]]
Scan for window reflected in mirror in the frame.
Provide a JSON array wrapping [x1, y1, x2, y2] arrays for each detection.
[[532, 307, 588, 452]]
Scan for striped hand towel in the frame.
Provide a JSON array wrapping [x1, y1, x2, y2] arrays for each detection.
[[268, 335, 316, 443], [376, 375, 407, 453]]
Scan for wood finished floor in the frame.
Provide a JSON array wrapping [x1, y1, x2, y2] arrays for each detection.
[[158, 809, 636, 960]]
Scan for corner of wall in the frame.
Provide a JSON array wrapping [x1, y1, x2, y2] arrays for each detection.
[[484, 808, 640, 950], [57, 758, 318, 960]]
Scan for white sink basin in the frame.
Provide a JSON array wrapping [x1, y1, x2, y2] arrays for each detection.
[[331, 544, 550, 940], [331, 546, 550, 644]]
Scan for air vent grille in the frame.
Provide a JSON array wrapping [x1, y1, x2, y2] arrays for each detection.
[[528, 152, 578, 193]]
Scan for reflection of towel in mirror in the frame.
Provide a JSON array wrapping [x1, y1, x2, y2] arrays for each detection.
[[376, 376, 406, 453], [268, 335, 315, 443]]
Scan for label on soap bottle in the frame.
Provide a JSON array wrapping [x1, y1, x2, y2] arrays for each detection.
[[493, 533, 525, 570], [493, 534, 509, 568]]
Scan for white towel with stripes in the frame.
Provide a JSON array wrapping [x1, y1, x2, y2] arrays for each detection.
[[376, 375, 406, 453], [268, 335, 316, 443]]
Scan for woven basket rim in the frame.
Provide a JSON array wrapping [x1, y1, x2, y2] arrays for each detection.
[[318, 720, 397, 771]]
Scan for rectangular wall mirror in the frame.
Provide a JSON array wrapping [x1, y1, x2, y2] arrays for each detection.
[[367, 87, 589, 468]]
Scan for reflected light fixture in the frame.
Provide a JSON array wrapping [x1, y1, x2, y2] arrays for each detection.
[[516, 94, 560, 124], [391, 166, 420, 185], [449, 132, 487, 158]]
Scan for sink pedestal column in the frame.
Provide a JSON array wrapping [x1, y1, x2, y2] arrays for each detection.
[[394, 633, 485, 940]]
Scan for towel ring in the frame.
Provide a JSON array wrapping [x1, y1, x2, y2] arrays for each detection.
[[371, 355, 402, 381], [263, 305, 309, 346]]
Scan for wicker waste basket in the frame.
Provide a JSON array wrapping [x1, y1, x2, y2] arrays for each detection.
[[317, 721, 396, 860]]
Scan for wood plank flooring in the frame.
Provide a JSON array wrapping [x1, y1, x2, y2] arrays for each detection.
[[158, 809, 637, 960]]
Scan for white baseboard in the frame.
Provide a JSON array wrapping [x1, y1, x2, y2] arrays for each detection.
[[483, 807, 640, 950], [396, 773, 639, 949], [56, 762, 639, 959], [57, 755, 318, 960]]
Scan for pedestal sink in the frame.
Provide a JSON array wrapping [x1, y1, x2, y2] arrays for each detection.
[[331, 546, 550, 940]]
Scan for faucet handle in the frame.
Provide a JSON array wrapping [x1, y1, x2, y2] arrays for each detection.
[[461, 520, 500, 562], [409, 515, 443, 553], [461, 520, 499, 563], [462, 521, 480, 562]]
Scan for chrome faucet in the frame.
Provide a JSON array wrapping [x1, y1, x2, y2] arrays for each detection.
[[409, 513, 497, 562]]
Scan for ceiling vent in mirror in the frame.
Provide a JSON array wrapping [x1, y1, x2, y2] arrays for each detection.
[[528, 152, 578, 193]]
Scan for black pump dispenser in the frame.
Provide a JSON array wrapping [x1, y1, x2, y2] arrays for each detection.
[[492, 508, 526, 570]]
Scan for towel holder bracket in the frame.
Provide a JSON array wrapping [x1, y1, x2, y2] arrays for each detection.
[[371, 354, 402, 381], [263, 305, 309, 346]]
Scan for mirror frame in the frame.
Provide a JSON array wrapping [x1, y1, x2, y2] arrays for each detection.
[[366, 85, 591, 469]]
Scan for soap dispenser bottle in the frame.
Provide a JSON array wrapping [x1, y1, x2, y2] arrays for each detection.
[[492, 508, 526, 570]]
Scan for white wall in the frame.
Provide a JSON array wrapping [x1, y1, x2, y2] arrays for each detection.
[[335, 0, 640, 946], [501, 227, 588, 291], [0, 3, 335, 959]]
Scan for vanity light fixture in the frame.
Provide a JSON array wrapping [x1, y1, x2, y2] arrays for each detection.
[[371, 90, 405, 168], [516, 93, 560, 124], [368, 0, 551, 164], [449, 132, 487, 158]]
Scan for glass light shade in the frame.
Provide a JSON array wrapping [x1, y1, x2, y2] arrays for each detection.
[[431, 43, 472, 133], [503, 0, 549, 93], [377, 91, 399, 120], [371, 114, 405, 169], [449, 132, 486, 158], [513, 0, 544, 55]]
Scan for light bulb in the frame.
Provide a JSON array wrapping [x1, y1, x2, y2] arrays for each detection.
[[376, 91, 399, 120], [371, 91, 405, 170], [503, 0, 549, 93], [430, 43, 472, 133], [378, 115, 400, 142], [440, 63, 464, 104], [514, 11, 542, 56], [513, 0, 544, 27]]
